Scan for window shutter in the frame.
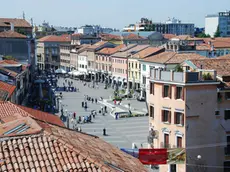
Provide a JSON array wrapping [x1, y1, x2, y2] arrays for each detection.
[[162, 85, 164, 97], [150, 83, 152, 94], [174, 112, 177, 124], [161, 110, 164, 122], [182, 87, 185, 100], [174, 86, 177, 99], [169, 85, 172, 98], [152, 83, 154, 95], [182, 114, 184, 126], [169, 111, 171, 123]]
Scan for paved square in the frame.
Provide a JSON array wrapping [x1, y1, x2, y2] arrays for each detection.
[[56, 77, 149, 149]]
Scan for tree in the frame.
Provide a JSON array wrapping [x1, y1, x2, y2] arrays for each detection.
[[175, 64, 183, 72], [214, 25, 221, 37], [3, 56, 16, 61], [197, 33, 211, 38]]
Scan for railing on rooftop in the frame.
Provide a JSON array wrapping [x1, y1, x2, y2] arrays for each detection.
[[150, 68, 217, 83]]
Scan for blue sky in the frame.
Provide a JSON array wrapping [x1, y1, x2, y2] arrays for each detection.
[[1, 0, 229, 29]]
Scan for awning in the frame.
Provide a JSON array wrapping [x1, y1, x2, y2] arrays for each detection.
[[55, 69, 67, 74]]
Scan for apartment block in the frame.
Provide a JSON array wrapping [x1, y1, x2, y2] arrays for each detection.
[[147, 58, 230, 172], [37, 35, 71, 70]]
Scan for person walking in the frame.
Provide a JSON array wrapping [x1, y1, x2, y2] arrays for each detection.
[[92, 98, 94, 103], [104, 106, 107, 113], [95, 98, 97, 104], [82, 101, 84, 107], [73, 112, 76, 119]]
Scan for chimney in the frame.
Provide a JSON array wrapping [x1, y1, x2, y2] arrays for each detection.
[[10, 23, 14, 31]]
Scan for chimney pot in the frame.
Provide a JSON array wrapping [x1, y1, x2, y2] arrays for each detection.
[[10, 23, 14, 31]]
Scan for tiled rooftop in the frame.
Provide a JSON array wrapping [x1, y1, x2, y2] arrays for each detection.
[[203, 38, 230, 48], [0, 60, 19, 65], [123, 33, 147, 40], [163, 34, 176, 40], [0, 81, 16, 98], [87, 41, 108, 50], [39, 35, 71, 42], [0, 18, 31, 28], [0, 30, 27, 39], [96, 44, 125, 55], [132, 47, 165, 59], [0, 102, 65, 127], [112, 45, 149, 58], [0, 103, 147, 172], [142, 52, 206, 64], [188, 58, 230, 77]]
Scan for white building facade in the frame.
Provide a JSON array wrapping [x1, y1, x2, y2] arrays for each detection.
[[205, 11, 230, 37], [77, 51, 88, 74]]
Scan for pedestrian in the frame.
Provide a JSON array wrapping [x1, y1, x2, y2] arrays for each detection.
[[104, 106, 107, 113], [95, 98, 97, 104], [73, 112, 76, 119], [114, 99, 116, 105], [93, 113, 95, 118], [82, 116, 85, 123], [82, 101, 84, 107], [92, 98, 94, 103], [84, 105, 87, 111]]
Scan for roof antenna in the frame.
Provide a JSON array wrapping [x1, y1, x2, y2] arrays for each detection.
[[23, 11, 25, 20]]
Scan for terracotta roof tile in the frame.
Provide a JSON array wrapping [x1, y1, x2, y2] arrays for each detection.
[[0, 81, 16, 97], [216, 54, 230, 59], [166, 53, 206, 64], [132, 47, 165, 59], [100, 33, 122, 41], [0, 102, 64, 127], [0, 18, 31, 28], [188, 58, 230, 77], [123, 33, 147, 40], [0, 104, 147, 172], [142, 52, 206, 64], [163, 34, 176, 40], [196, 43, 212, 51], [96, 44, 125, 55], [38, 35, 71, 42], [17, 105, 65, 127], [87, 41, 109, 50], [203, 38, 230, 48], [0, 30, 26, 39]]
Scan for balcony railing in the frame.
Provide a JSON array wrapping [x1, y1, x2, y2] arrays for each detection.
[[150, 68, 217, 84]]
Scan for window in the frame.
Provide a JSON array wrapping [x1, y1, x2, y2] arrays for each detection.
[[132, 63, 133, 68], [150, 106, 154, 118], [215, 111, 220, 116], [129, 63, 130, 68], [225, 92, 230, 100], [164, 134, 169, 148], [170, 164, 177, 172], [225, 110, 230, 120], [163, 85, 171, 98], [174, 112, 184, 126], [224, 161, 230, 172], [162, 110, 171, 123], [135, 63, 137, 69], [150, 83, 154, 95], [143, 64, 146, 71], [175, 87, 183, 99], [176, 137, 182, 148]]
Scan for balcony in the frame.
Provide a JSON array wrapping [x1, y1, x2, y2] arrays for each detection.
[[225, 147, 230, 156], [150, 68, 217, 84]]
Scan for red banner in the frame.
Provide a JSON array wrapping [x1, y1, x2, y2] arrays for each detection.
[[139, 149, 167, 165]]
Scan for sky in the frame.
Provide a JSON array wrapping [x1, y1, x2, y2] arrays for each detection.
[[1, 0, 230, 29]]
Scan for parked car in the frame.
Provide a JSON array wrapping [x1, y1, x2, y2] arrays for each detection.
[[137, 96, 145, 102]]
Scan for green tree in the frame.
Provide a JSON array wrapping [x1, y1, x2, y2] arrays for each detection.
[[197, 33, 211, 38], [214, 25, 221, 37], [175, 64, 183, 72], [3, 56, 16, 61]]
